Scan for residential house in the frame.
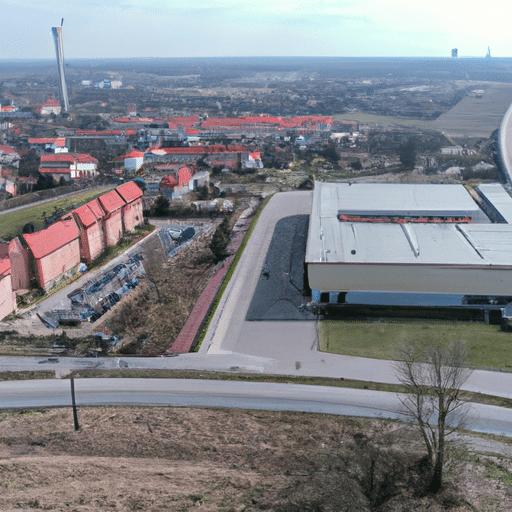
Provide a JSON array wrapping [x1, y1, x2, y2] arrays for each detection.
[[0, 238, 30, 291], [0, 257, 15, 320], [23, 218, 80, 290], [0, 144, 20, 168], [115, 149, 145, 174], [98, 190, 125, 247], [72, 199, 106, 263], [38, 96, 61, 116], [115, 181, 144, 232], [39, 153, 98, 182]]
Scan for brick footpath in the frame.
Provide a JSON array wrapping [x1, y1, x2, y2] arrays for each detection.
[[167, 228, 246, 354]]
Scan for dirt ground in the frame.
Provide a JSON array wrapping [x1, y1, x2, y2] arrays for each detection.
[[0, 406, 511, 511]]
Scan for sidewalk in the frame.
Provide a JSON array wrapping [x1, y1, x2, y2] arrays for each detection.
[[168, 228, 246, 354]]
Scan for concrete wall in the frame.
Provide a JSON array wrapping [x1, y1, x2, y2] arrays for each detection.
[[308, 262, 512, 296], [0, 272, 15, 320], [122, 198, 144, 232], [103, 209, 123, 247], [79, 222, 105, 263], [8, 238, 30, 291], [36, 238, 80, 289]]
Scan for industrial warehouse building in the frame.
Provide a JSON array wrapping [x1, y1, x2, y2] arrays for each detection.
[[306, 182, 512, 305]]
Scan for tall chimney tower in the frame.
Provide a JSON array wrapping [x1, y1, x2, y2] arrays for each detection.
[[51, 23, 70, 113]]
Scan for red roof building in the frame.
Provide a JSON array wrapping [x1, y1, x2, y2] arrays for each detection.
[[37, 96, 61, 116], [115, 182, 144, 232], [39, 153, 98, 181], [116, 149, 145, 172], [98, 190, 125, 247], [22, 218, 80, 290], [29, 137, 67, 147], [160, 174, 177, 189], [0, 257, 15, 321], [178, 167, 193, 187], [72, 199, 106, 263], [0, 238, 30, 292]]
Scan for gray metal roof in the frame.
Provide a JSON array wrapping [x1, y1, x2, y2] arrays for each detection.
[[477, 183, 512, 223], [319, 181, 485, 218], [306, 181, 511, 267]]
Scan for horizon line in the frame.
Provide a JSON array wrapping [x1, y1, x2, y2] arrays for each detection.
[[1, 55, 511, 62]]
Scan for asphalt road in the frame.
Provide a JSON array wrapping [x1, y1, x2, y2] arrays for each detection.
[[0, 377, 510, 437], [202, 191, 318, 363]]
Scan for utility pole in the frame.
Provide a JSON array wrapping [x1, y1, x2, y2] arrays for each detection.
[[70, 377, 80, 431]]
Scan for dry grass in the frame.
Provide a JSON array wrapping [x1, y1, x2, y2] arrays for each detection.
[[104, 232, 216, 355], [0, 406, 510, 511]]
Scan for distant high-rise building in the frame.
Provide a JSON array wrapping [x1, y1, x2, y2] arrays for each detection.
[[451, 48, 458, 58], [51, 25, 70, 113]]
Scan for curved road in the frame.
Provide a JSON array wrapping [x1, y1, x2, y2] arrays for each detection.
[[0, 378, 511, 437]]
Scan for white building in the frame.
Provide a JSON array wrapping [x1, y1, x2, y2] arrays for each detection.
[[305, 182, 512, 302]]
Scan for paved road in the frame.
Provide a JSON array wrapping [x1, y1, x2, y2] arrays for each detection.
[[202, 191, 318, 365], [0, 185, 111, 216], [0, 377, 510, 437]]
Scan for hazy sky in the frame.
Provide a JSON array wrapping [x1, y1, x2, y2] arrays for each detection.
[[1, 0, 510, 60]]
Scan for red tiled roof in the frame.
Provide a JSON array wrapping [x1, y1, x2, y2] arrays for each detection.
[[73, 199, 104, 228], [98, 190, 125, 214], [119, 149, 144, 159], [200, 115, 333, 130], [160, 174, 177, 188], [43, 96, 60, 107], [23, 218, 79, 259], [0, 145, 17, 154], [73, 204, 98, 228], [40, 154, 75, 163], [148, 145, 245, 155], [112, 117, 158, 123], [0, 257, 10, 277], [76, 154, 98, 163], [170, 116, 200, 127], [29, 137, 66, 146], [178, 167, 192, 186], [87, 199, 104, 219], [116, 181, 143, 203]]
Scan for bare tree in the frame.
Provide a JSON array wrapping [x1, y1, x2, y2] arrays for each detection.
[[395, 340, 472, 492]]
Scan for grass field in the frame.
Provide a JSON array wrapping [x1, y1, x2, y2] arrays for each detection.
[[319, 319, 512, 371], [335, 82, 512, 138], [333, 112, 435, 130], [0, 185, 113, 240], [432, 83, 512, 137]]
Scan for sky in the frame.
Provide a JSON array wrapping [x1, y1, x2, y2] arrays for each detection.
[[1, 0, 510, 60]]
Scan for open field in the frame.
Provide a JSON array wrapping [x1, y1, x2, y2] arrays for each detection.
[[0, 185, 113, 240], [433, 82, 512, 137], [319, 319, 512, 371], [0, 406, 511, 511], [336, 82, 512, 138], [333, 112, 435, 130]]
